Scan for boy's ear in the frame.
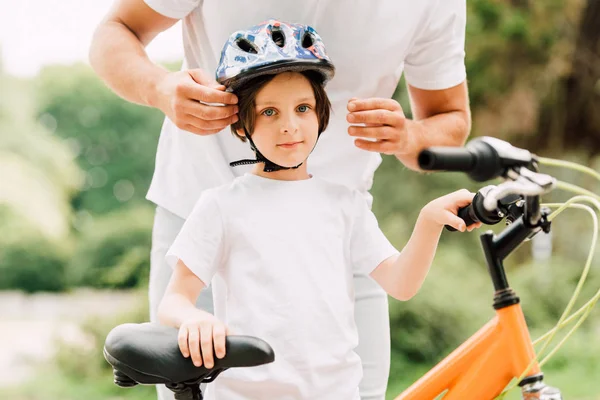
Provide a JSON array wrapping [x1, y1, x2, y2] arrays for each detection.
[[235, 128, 246, 139]]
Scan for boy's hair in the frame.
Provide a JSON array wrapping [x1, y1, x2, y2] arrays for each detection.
[[230, 70, 331, 142]]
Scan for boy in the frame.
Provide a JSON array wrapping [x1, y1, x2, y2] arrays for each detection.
[[158, 20, 479, 400]]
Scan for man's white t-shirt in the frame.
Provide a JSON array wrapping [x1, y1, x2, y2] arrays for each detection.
[[144, 0, 467, 219], [166, 174, 399, 400]]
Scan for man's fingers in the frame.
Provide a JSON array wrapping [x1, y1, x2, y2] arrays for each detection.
[[354, 139, 398, 154], [348, 98, 403, 113], [181, 125, 225, 136], [348, 125, 398, 140], [183, 71, 238, 105], [178, 112, 238, 136], [183, 100, 238, 121], [347, 109, 403, 126], [184, 83, 238, 105], [188, 68, 226, 90], [200, 324, 215, 369], [182, 112, 238, 130], [187, 69, 219, 87]]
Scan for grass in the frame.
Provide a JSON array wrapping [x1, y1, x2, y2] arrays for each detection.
[[0, 369, 156, 400]]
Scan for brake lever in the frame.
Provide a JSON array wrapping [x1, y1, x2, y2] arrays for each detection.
[[483, 175, 554, 212]]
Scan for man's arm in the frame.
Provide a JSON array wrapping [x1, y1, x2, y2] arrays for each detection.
[[89, 0, 178, 107], [89, 0, 238, 135], [401, 81, 471, 169], [346, 81, 471, 171]]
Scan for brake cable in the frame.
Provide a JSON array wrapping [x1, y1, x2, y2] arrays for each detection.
[[497, 158, 600, 398]]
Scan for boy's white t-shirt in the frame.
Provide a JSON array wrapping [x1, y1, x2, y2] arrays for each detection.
[[144, 0, 467, 219], [166, 174, 398, 400]]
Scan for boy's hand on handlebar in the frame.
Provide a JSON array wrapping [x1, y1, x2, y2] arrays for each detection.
[[178, 311, 230, 369], [154, 69, 239, 136], [422, 189, 483, 232]]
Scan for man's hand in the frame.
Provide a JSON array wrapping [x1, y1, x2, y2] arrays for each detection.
[[346, 97, 414, 156], [346, 82, 471, 171], [153, 68, 239, 136]]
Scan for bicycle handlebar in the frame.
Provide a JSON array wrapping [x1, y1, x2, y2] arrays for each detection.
[[421, 137, 556, 231], [417, 147, 476, 173], [418, 137, 535, 182], [445, 186, 522, 231]]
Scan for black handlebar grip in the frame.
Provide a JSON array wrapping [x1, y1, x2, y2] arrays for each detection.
[[446, 204, 479, 232], [418, 147, 475, 172], [445, 190, 505, 232]]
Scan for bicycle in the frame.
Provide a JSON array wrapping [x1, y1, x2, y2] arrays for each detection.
[[104, 137, 600, 400]]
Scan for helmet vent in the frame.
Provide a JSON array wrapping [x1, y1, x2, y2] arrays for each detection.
[[271, 26, 285, 47], [235, 37, 259, 54], [301, 31, 314, 48]]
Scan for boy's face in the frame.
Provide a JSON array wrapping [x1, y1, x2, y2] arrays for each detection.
[[239, 72, 319, 168]]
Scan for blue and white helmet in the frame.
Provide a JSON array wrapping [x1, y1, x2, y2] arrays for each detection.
[[216, 19, 335, 91]]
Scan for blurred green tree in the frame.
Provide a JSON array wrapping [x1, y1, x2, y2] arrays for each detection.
[[34, 64, 165, 215]]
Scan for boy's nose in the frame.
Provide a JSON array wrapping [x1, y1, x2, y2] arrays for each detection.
[[280, 117, 299, 134]]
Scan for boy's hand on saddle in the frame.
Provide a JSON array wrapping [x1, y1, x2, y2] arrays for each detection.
[[178, 310, 230, 369], [421, 189, 483, 232], [346, 97, 414, 156], [154, 69, 239, 136]]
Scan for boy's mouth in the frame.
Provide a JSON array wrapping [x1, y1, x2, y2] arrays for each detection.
[[277, 141, 303, 149]]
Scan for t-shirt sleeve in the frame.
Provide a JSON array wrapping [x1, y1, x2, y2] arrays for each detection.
[[144, 0, 201, 19], [166, 190, 225, 285], [403, 0, 467, 90], [349, 191, 399, 275]]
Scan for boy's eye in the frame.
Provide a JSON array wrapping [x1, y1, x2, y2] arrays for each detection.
[[262, 108, 276, 117], [297, 105, 310, 113]]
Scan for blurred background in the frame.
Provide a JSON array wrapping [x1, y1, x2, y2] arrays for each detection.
[[1, 0, 599, 399]]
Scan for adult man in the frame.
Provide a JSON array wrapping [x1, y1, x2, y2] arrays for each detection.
[[89, 1, 470, 399]]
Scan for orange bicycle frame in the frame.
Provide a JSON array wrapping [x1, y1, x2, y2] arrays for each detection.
[[394, 301, 540, 400], [394, 211, 553, 400]]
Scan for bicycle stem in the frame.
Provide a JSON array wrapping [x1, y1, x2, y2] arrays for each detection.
[[480, 195, 549, 304]]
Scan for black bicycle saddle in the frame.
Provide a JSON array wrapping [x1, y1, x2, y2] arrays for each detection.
[[103, 323, 275, 387]]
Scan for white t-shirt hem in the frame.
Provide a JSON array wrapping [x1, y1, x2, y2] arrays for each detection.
[[166, 243, 213, 287], [362, 248, 400, 277], [144, 0, 196, 19], [405, 68, 467, 91]]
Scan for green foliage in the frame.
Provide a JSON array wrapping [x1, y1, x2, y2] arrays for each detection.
[[0, 297, 155, 400], [0, 206, 71, 292], [372, 155, 484, 260], [69, 206, 155, 289], [0, 67, 82, 240], [514, 256, 600, 331], [34, 64, 164, 214], [387, 245, 492, 364], [54, 292, 149, 378]]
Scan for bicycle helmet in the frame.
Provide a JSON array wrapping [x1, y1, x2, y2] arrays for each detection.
[[216, 19, 335, 172], [217, 19, 335, 91]]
